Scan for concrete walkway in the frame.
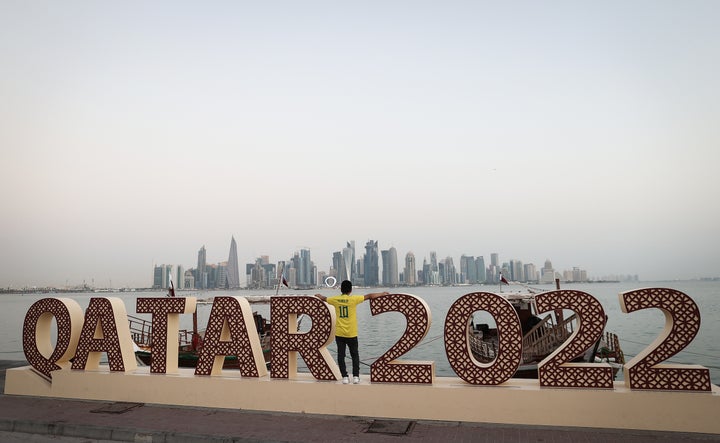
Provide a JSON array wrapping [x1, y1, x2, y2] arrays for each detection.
[[1, 361, 718, 442]]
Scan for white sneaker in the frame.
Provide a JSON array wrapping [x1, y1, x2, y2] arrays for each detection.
[[353, 376, 360, 384], [342, 376, 349, 384]]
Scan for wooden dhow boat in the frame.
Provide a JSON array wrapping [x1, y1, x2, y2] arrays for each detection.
[[129, 282, 272, 369], [129, 307, 272, 369], [468, 287, 625, 379]]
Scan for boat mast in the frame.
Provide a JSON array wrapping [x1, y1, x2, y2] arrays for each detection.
[[554, 278, 563, 324], [276, 262, 284, 296]]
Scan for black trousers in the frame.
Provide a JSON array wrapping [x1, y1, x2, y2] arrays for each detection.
[[336, 336, 359, 377]]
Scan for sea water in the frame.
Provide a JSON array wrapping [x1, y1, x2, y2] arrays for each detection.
[[1, 281, 718, 384]]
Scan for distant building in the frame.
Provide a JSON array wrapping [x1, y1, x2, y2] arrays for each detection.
[[340, 241, 355, 282], [381, 247, 398, 286], [332, 251, 343, 281], [183, 270, 195, 289], [364, 240, 379, 286], [541, 259, 556, 284], [563, 267, 588, 283], [196, 246, 207, 289], [292, 249, 314, 288], [226, 236, 240, 289], [152, 264, 174, 289], [476, 256, 486, 283], [247, 259, 266, 289], [510, 259, 524, 282], [524, 263, 538, 283], [443, 256, 456, 285], [461, 255, 476, 283], [175, 265, 185, 289], [405, 252, 416, 286]]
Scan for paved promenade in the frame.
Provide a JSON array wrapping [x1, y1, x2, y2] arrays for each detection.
[[1, 361, 718, 442]]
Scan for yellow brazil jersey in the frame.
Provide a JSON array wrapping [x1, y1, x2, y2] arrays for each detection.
[[325, 294, 366, 338]]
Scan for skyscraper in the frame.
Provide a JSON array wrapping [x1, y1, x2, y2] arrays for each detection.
[[332, 251, 343, 280], [388, 246, 398, 286], [443, 256, 456, 285], [196, 246, 207, 289], [428, 251, 439, 285], [299, 248, 312, 287], [381, 247, 398, 286], [363, 240, 379, 286], [405, 252, 416, 286], [460, 255, 476, 284], [226, 236, 240, 289], [341, 241, 355, 282], [476, 256, 486, 283], [176, 265, 185, 289]]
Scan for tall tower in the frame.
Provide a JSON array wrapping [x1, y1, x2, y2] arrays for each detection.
[[226, 236, 240, 289], [196, 246, 207, 289], [461, 255, 476, 284], [341, 241, 355, 282], [364, 240, 379, 286], [389, 247, 398, 286], [443, 256, 456, 285], [429, 251, 439, 285], [404, 252, 416, 286], [476, 256, 486, 283], [299, 248, 312, 287], [176, 265, 185, 289], [381, 247, 399, 286], [381, 250, 389, 286]]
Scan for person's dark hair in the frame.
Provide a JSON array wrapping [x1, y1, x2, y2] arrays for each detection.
[[340, 280, 352, 294]]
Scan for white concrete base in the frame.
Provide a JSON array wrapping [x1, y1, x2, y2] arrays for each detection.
[[5, 366, 720, 434]]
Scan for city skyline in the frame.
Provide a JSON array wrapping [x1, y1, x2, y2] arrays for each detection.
[[2, 3, 718, 289], [0, 232, 708, 290], [154, 237, 636, 292]]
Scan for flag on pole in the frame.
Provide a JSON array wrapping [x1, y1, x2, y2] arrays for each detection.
[[282, 276, 289, 287], [500, 273, 509, 285]]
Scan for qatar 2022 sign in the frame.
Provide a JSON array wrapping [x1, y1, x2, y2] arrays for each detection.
[[22, 288, 712, 392]]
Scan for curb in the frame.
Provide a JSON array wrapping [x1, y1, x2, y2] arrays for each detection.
[[0, 418, 278, 443]]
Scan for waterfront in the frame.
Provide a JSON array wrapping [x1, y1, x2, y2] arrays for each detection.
[[2, 281, 719, 385]]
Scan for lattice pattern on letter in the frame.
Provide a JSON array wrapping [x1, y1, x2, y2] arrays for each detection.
[[621, 288, 710, 391], [370, 293, 434, 384], [136, 297, 191, 374], [536, 290, 613, 389], [444, 292, 522, 385], [194, 296, 267, 377], [271, 296, 339, 380], [23, 298, 83, 379], [71, 297, 136, 372]]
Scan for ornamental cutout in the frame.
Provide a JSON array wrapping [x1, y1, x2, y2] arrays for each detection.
[[444, 292, 522, 385], [535, 290, 613, 389], [136, 297, 197, 374], [23, 298, 84, 379], [194, 296, 268, 377], [620, 288, 711, 391], [370, 293, 434, 384], [71, 297, 137, 372], [270, 296, 340, 380]]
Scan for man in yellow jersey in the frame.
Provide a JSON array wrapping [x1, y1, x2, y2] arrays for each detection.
[[315, 280, 388, 384]]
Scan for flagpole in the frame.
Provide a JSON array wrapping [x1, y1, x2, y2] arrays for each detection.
[[167, 273, 176, 297]]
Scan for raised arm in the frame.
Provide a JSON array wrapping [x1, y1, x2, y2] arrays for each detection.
[[364, 291, 389, 301], [314, 293, 327, 302]]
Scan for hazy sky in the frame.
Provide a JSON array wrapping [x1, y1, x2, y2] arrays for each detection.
[[1, 1, 719, 288]]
